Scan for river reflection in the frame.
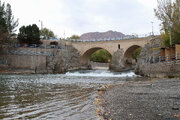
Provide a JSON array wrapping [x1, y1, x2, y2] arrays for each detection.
[[0, 70, 137, 120]]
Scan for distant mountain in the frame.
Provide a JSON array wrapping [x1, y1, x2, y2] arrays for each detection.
[[80, 30, 129, 40]]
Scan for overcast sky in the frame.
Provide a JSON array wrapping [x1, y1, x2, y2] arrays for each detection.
[[2, 0, 160, 38]]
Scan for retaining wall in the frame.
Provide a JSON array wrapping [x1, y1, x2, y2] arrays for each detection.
[[0, 46, 80, 74], [0, 47, 53, 73], [139, 62, 180, 78]]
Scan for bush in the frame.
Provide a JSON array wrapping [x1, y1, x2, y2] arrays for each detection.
[[132, 47, 142, 60], [90, 49, 112, 63]]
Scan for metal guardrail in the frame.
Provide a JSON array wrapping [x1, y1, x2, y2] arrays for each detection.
[[68, 33, 154, 42], [147, 53, 180, 64], [11, 44, 66, 50], [8, 50, 54, 56]]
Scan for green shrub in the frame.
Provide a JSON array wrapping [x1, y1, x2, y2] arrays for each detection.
[[90, 49, 112, 63], [132, 47, 142, 60]]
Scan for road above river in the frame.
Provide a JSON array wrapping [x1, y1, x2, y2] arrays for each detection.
[[98, 78, 180, 120]]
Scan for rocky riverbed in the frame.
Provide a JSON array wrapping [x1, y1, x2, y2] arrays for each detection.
[[97, 78, 180, 120]]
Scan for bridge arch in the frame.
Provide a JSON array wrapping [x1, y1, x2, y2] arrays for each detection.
[[80, 47, 112, 65], [124, 45, 142, 65]]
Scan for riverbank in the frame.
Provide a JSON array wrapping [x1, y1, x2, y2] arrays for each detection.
[[97, 78, 180, 120]]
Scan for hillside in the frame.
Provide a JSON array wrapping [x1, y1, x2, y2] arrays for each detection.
[[80, 30, 128, 40]]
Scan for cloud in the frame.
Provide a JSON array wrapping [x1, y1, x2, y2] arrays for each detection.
[[137, 0, 157, 8], [2, 0, 160, 37]]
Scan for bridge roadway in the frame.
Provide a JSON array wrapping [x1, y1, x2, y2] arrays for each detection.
[[67, 37, 151, 65]]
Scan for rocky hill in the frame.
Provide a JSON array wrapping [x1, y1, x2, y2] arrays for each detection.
[[80, 30, 128, 40]]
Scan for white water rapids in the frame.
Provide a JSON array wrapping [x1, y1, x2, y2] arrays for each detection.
[[66, 70, 138, 77]]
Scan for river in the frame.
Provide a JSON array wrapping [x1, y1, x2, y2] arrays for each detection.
[[0, 70, 138, 120]]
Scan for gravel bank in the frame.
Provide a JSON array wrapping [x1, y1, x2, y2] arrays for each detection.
[[98, 78, 180, 120]]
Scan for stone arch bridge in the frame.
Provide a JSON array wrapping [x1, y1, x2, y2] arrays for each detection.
[[67, 37, 151, 65]]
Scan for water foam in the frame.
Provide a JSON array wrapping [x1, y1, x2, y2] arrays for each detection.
[[65, 70, 138, 78]]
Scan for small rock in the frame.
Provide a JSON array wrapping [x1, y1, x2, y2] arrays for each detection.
[[98, 86, 107, 91]]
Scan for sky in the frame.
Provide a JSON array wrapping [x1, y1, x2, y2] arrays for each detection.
[[2, 0, 161, 38]]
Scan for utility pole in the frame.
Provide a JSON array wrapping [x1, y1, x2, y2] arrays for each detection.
[[64, 30, 66, 40], [39, 20, 43, 30], [39, 20, 44, 40], [151, 21, 154, 35]]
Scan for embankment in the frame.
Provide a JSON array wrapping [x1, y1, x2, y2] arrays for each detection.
[[0, 45, 80, 74]]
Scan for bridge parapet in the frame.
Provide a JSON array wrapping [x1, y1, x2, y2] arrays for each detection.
[[66, 33, 154, 42]]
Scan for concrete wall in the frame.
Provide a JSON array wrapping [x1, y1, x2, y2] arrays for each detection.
[[10, 55, 46, 70], [140, 62, 180, 78], [0, 47, 52, 73], [0, 45, 80, 74], [0, 55, 47, 73]]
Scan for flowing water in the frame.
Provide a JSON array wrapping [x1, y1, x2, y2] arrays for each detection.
[[0, 70, 138, 120]]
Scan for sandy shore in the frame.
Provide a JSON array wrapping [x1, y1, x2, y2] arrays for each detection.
[[97, 78, 180, 120]]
